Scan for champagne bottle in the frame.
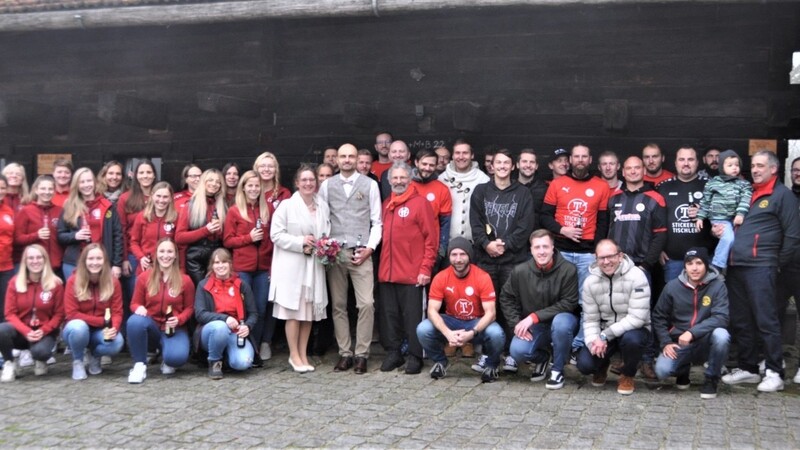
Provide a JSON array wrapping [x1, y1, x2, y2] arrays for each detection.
[[164, 304, 175, 337], [485, 223, 496, 241], [237, 320, 246, 348], [103, 307, 113, 342]]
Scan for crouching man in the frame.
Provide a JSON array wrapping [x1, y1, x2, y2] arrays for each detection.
[[416, 237, 505, 382], [653, 247, 730, 399]]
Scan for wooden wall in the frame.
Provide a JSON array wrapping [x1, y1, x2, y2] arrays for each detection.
[[0, 2, 798, 185]]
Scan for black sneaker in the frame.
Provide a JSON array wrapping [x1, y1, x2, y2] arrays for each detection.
[[530, 352, 550, 382], [430, 361, 448, 379], [404, 355, 422, 375], [380, 352, 405, 372], [700, 377, 718, 399], [208, 360, 223, 380], [481, 367, 499, 383], [676, 373, 691, 390], [545, 370, 565, 390]]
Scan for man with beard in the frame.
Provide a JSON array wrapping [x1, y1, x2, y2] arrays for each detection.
[[698, 146, 721, 179], [517, 148, 547, 222], [434, 146, 451, 175], [598, 151, 622, 192], [356, 148, 379, 183], [411, 149, 452, 269], [643, 143, 675, 185], [470, 148, 535, 374], [438, 139, 490, 242], [371, 131, 393, 180], [378, 162, 438, 375]]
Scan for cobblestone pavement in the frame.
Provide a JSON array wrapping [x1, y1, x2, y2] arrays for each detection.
[[1, 344, 798, 449]]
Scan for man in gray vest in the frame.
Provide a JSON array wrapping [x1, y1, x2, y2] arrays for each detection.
[[318, 143, 383, 374]]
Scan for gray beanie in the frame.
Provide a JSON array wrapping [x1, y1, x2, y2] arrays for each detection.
[[448, 237, 474, 262], [718, 149, 740, 170]]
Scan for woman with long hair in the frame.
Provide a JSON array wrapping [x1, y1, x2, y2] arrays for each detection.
[[96, 160, 126, 206], [2, 162, 29, 213], [62, 244, 124, 380], [222, 162, 240, 207], [0, 244, 64, 382], [175, 169, 226, 287], [195, 248, 257, 379], [129, 182, 177, 276], [14, 175, 64, 278], [270, 165, 330, 373], [223, 170, 271, 364], [126, 239, 194, 383], [56, 167, 123, 281], [174, 164, 202, 211], [0, 175, 15, 323]]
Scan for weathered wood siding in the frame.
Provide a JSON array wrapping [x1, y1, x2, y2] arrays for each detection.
[[0, 3, 798, 185]]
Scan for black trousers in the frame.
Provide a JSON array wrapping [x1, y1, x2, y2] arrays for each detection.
[[379, 282, 424, 359]]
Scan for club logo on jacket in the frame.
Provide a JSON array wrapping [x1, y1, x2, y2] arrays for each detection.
[[426, 193, 435, 202], [585, 189, 595, 197], [228, 286, 235, 297], [759, 200, 769, 209], [40, 291, 52, 304], [91, 208, 101, 219], [164, 223, 175, 232], [398, 206, 410, 218], [702, 295, 711, 307], [168, 288, 179, 298], [2, 214, 11, 225]]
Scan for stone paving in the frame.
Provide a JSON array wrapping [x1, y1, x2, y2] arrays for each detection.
[[1, 344, 799, 449]]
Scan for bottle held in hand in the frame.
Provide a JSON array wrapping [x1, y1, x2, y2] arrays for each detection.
[[164, 305, 175, 337], [237, 320, 246, 348], [103, 307, 113, 342]]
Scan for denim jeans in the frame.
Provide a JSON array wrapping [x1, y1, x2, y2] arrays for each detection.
[[710, 220, 733, 269], [654, 328, 730, 380], [121, 255, 139, 330], [238, 271, 272, 344], [416, 315, 505, 369], [663, 259, 684, 284], [727, 266, 783, 376], [126, 314, 190, 367], [62, 319, 124, 361], [561, 251, 593, 351], [577, 328, 649, 377], [509, 312, 578, 373], [63, 263, 76, 282], [200, 320, 254, 371]]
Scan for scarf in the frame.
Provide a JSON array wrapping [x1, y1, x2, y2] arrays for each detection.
[[441, 161, 485, 187], [104, 189, 122, 205], [385, 185, 417, 212], [751, 175, 777, 205], [298, 193, 326, 318]]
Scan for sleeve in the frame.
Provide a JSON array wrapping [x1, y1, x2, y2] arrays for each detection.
[[438, 215, 451, 257], [779, 191, 800, 267], [643, 194, 668, 270], [418, 200, 439, 277], [651, 286, 675, 348], [194, 279, 226, 325], [117, 195, 129, 260], [428, 272, 445, 302], [539, 183, 563, 234], [56, 210, 80, 246], [533, 264, 579, 322], [581, 278, 601, 345], [4, 279, 29, 335], [108, 208, 124, 268], [130, 274, 148, 313], [269, 202, 304, 253], [498, 268, 523, 329], [241, 281, 259, 330], [503, 188, 535, 254], [687, 282, 730, 340], [605, 269, 651, 339], [177, 275, 195, 326], [128, 213, 146, 261], [13, 208, 39, 247], [593, 186, 610, 243], [696, 182, 714, 220], [223, 207, 254, 249], [40, 283, 65, 336], [735, 181, 753, 217], [175, 207, 210, 245], [110, 278, 124, 330], [469, 184, 489, 250], [367, 179, 383, 250]]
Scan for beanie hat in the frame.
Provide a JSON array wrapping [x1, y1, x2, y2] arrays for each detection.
[[684, 247, 710, 267], [448, 236, 474, 262], [717, 149, 740, 176]]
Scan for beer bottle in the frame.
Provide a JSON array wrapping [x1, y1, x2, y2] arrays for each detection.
[[103, 307, 113, 342], [237, 320, 246, 348], [164, 304, 175, 337]]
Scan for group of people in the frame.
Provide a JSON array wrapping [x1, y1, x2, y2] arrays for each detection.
[[0, 134, 797, 400]]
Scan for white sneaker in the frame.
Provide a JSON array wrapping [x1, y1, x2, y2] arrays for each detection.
[[101, 356, 113, 366], [46, 356, 56, 365], [722, 368, 761, 385], [1, 360, 16, 382], [793, 369, 800, 384], [72, 360, 87, 381], [128, 362, 147, 384], [757, 369, 784, 392], [758, 359, 785, 376], [260, 342, 272, 361], [161, 361, 176, 375], [34, 360, 48, 376], [470, 355, 488, 373], [502, 355, 518, 373], [87, 354, 103, 375], [18, 350, 34, 368]]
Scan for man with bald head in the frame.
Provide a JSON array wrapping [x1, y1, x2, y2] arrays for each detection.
[[380, 140, 412, 200], [318, 143, 383, 374]]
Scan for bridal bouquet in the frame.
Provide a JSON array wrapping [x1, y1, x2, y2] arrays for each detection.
[[313, 235, 347, 266]]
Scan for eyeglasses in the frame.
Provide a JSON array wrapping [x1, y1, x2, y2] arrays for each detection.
[[186, 174, 201, 179], [376, 140, 391, 145], [596, 252, 620, 262], [791, 169, 800, 174]]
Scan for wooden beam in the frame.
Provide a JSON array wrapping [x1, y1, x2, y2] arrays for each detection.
[[0, 0, 776, 32]]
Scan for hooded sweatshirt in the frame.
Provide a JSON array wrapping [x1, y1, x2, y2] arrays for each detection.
[[470, 179, 535, 266]]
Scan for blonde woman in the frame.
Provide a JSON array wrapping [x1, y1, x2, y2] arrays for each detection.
[[2, 162, 29, 213], [129, 182, 177, 276], [0, 244, 64, 382], [56, 167, 123, 281], [175, 169, 226, 286], [62, 244, 124, 380], [14, 175, 64, 276]]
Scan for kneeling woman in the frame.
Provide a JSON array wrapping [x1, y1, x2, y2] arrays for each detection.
[[195, 248, 257, 379], [62, 244, 124, 380], [0, 244, 64, 382], [126, 239, 195, 384]]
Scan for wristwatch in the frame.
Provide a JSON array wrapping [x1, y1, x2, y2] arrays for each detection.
[[471, 327, 479, 335], [599, 332, 608, 342]]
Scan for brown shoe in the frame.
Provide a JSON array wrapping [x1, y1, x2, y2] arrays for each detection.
[[354, 357, 367, 374], [617, 374, 635, 395], [639, 361, 657, 380], [609, 359, 624, 375], [592, 365, 609, 387], [334, 356, 354, 372], [461, 342, 475, 358], [444, 345, 456, 357]]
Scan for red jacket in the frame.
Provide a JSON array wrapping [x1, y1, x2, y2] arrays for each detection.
[[223, 203, 273, 272], [129, 212, 177, 275], [173, 190, 191, 212], [4, 277, 65, 336], [117, 191, 149, 261], [52, 189, 69, 208], [0, 201, 14, 272], [130, 271, 195, 330], [64, 276, 124, 330], [379, 189, 438, 284], [14, 202, 65, 269]]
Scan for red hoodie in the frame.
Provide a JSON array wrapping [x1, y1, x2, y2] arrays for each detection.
[[223, 203, 273, 272], [117, 191, 149, 261], [129, 212, 176, 275], [4, 277, 65, 336], [0, 201, 14, 271], [64, 276, 124, 330], [130, 271, 195, 330], [14, 202, 65, 269], [379, 188, 438, 284]]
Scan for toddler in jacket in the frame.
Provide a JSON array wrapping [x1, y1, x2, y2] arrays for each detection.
[[695, 149, 753, 271]]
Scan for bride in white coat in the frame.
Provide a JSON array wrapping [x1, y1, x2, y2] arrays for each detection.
[[269, 164, 330, 373]]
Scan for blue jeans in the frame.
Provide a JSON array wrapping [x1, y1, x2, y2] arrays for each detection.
[[663, 259, 683, 284], [655, 328, 730, 380], [62, 319, 125, 361], [561, 251, 593, 350], [200, 320, 254, 371], [416, 315, 505, 369], [126, 314, 190, 367], [238, 271, 272, 344], [727, 266, 783, 376], [509, 312, 578, 373], [577, 328, 649, 377], [710, 220, 733, 269], [63, 263, 76, 282], [121, 255, 139, 328]]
